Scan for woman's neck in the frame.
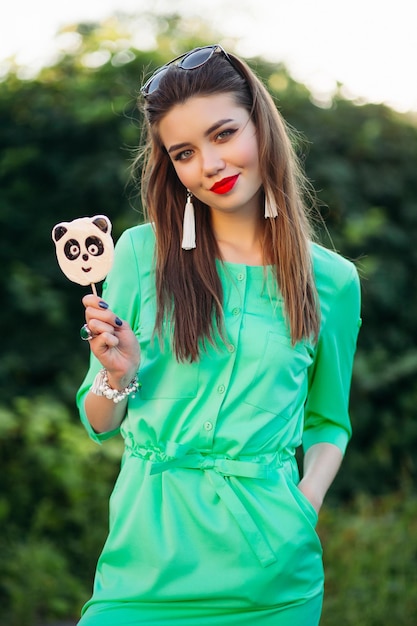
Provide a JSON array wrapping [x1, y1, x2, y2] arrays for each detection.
[[211, 210, 264, 266]]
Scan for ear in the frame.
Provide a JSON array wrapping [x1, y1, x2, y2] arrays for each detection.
[[52, 224, 68, 242], [92, 215, 112, 235]]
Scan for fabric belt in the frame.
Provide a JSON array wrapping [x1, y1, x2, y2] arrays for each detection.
[[125, 438, 295, 568]]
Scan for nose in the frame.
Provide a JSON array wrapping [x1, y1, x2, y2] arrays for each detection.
[[82, 254, 89, 261], [201, 147, 225, 177]]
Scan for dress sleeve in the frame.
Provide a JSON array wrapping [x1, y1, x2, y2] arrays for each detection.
[[76, 229, 142, 444], [303, 264, 361, 454]]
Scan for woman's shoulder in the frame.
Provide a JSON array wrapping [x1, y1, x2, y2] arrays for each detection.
[[310, 241, 359, 295], [116, 221, 156, 256]]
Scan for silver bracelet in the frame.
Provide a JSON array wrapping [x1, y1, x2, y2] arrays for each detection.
[[91, 368, 140, 403]]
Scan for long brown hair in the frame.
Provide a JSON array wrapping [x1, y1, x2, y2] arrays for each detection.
[[135, 48, 319, 361]]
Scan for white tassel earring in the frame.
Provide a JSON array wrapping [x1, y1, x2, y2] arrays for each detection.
[[264, 191, 278, 218], [181, 190, 196, 250]]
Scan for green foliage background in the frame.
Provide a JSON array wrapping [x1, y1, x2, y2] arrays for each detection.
[[1, 13, 416, 625]]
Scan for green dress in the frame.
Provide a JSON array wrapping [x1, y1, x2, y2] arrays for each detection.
[[77, 223, 361, 625]]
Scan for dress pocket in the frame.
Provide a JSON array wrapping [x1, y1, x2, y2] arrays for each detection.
[[243, 331, 314, 417], [286, 477, 319, 528]]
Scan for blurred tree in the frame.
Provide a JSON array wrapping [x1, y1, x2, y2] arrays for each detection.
[[0, 23, 140, 405], [0, 395, 123, 624]]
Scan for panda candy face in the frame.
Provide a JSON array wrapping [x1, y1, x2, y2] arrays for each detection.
[[52, 215, 114, 286]]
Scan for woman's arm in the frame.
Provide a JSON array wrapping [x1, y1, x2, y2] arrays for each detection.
[[82, 294, 141, 434], [301, 257, 361, 512], [84, 392, 130, 435], [298, 443, 344, 513]]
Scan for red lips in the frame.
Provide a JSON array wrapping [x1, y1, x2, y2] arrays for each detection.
[[210, 174, 239, 194]]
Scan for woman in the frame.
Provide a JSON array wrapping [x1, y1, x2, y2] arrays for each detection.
[[76, 44, 361, 625]]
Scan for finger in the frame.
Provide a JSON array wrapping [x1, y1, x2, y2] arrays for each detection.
[[86, 309, 113, 326], [89, 333, 120, 360], [88, 319, 117, 337], [94, 331, 120, 349], [85, 308, 121, 329], [82, 294, 110, 311]]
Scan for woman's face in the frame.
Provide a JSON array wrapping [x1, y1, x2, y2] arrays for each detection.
[[158, 93, 262, 218]]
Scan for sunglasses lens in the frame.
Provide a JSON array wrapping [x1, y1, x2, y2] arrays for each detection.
[[180, 47, 214, 70], [143, 67, 169, 95]]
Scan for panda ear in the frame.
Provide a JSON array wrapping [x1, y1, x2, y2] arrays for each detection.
[[52, 224, 68, 242], [92, 215, 111, 235]]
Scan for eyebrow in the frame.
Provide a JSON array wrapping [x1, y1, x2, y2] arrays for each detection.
[[167, 118, 235, 154]]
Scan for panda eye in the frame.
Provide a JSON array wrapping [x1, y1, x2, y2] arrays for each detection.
[[86, 236, 104, 257], [64, 239, 81, 260]]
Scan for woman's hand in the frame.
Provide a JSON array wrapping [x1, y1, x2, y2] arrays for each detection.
[[82, 294, 140, 389], [297, 477, 323, 514], [298, 443, 344, 514]]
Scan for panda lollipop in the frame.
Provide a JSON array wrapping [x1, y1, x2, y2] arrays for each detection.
[[52, 215, 114, 296]]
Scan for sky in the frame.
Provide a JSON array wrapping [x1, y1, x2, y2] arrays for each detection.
[[1, 0, 416, 112]]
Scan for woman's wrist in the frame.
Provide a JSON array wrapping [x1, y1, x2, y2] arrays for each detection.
[[91, 368, 140, 403], [106, 368, 139, 391]]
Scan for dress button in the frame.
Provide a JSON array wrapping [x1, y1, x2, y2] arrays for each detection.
[[204, 421, 213, 431], [232, 307, 241, 316], [217, 384, 225, 394], [237, 273, 245, 281]]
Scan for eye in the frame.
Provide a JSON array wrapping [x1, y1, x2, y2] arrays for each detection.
[[85, 236, 104, 256], [64, 239, 81, 260], [216, 128, 237, 141], [173, 149, 193, 162]]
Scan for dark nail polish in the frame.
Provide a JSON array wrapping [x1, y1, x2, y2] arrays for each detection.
[[99, 301, 109, 309], [115, 317, 123, 327]]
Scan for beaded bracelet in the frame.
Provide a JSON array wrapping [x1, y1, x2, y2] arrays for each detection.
[[91, 369, 140, 403]]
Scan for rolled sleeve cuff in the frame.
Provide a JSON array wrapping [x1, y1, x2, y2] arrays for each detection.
[[302, 422, 350, 455]]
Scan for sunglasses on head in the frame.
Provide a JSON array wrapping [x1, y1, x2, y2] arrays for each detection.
[[140, 44, 239, 96]]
